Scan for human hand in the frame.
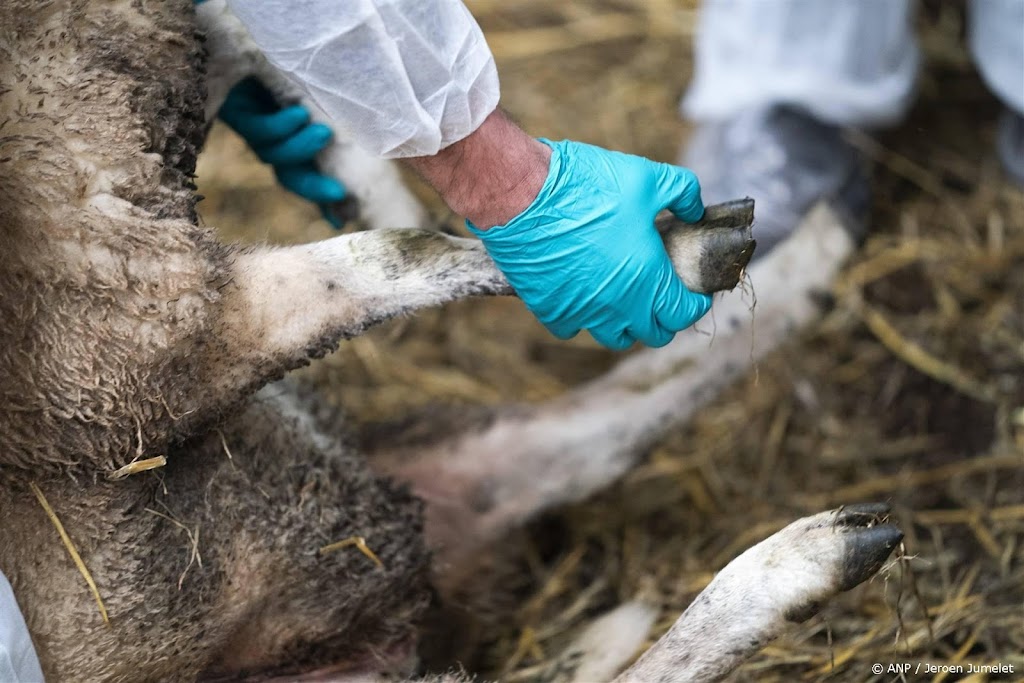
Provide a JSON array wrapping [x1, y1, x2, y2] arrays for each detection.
[[467, 139, 711, 350], [217, 78, 349, 228], [405, 111, 711, 350]]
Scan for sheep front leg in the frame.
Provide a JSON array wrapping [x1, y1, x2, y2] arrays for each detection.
[[615, 504, 902, 683], [222, 229, 512, 361], [210, 203, 753, 418]]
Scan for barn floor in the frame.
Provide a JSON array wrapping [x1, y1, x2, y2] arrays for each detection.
[[195, 1, 1024, 681]]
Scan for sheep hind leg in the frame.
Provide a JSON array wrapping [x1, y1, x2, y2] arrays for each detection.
[[219, 228, 511, 368], [217, 228, 503, 382], [523, 507, 900, 683], [615, 504, 902, 683]]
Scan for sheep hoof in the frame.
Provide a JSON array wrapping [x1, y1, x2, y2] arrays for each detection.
[[835, 504, 904, 592], [658, 198, 757, 294]]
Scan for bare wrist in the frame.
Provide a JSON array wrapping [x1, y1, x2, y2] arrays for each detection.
[[404, 109, 551, 229]]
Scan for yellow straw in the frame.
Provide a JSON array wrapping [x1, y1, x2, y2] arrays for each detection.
[[30, 482, 110, 626]]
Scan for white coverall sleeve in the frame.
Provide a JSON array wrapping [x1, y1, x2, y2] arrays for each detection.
[[225, 0, 500, 158], [0, 572, 44, 682]]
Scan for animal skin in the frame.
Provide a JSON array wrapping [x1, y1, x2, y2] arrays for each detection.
[[0, 1, 901, 682]]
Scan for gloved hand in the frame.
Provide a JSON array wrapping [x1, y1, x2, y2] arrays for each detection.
[[468, 139, 711, 350], [217, 77, 348, 228]]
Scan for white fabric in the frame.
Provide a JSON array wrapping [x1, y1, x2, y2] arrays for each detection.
[[969, 0, 1024, 115], [684, 0, 920, 127], [226, 0, 500, 158], [685, 0, 1024, 127], [0, 572, 43, 682]]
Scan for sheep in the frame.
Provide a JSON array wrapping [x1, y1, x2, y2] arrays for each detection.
[[0, 1, 901, 681]]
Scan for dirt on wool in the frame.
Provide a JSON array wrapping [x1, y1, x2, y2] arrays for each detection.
[[195, 1, 1024, 680]]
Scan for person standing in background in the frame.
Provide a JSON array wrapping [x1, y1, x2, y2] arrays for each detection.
[[680, 0, 1024, 253]]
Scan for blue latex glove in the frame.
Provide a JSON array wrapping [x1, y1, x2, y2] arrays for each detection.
[[468, 139, 712, 351], [217, 77, 349, 228]]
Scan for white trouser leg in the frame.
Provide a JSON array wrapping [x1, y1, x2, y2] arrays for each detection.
[[0, 572, 43, 682], [684, 0, 920, 127], [969, 0, 1024, 115]]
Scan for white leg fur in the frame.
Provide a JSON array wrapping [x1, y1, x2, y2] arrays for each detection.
[[195, 0, 429, 230], [224, 229, 510, 363], [615, 505, 902, 683]]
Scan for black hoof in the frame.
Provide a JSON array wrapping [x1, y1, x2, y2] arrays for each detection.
[[656, 198, 757, 293], [840, 524, 903, 591], [695, 229, 757, 293]]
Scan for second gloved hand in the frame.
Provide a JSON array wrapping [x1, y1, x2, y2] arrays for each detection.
[[468, 139, 712, 350], [217, 77, 348, 228]]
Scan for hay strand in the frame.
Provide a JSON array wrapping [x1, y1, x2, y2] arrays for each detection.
[[857, 303, 995, 403], [144, 506, 202, 590], [318, 536, 384, 569], [30, 482, 110, 626], [106, 455, 167, 481]]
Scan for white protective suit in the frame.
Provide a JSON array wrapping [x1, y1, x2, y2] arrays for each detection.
[[0, 573, 43, 682], [226, 0, 500, 158], [685, 0, 1024, 126]]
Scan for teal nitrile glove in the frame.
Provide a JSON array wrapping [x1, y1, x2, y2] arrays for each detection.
[[468, 139, 712, 351], [217, 77, 348, 228]]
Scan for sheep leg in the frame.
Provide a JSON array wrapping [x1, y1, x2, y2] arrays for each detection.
[[366, 202, 855, 591], [615, 504, 902, 683], [221, 229, 511, 362], [213, 201, 753, 411], [536, 602, 659, 683], [252, 496, 897, 683], [195, 0, 429, 229]]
